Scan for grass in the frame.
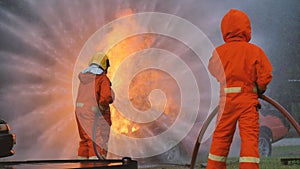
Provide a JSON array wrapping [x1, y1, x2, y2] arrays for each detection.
[[226, 157, 300, 169], [142, 145, 300, 169], [142, 158, 300, 169], [272, 145, 300, 157]]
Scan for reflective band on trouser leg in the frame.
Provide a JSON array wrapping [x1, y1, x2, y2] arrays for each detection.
[[240, 156, 260, 169], [207, 153, 227, 169], [208, 153, 227, 162], [240, 156, 260, 163]]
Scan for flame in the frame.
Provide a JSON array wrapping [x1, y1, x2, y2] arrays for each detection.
[[99, 9, 154, 135], [99, 9, 181, 138]]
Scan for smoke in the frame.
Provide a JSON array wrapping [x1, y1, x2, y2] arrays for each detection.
[[0, 0, 298, 165]]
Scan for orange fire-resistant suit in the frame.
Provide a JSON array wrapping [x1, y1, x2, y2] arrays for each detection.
[[75, 71, 113, 159], [207, 9, 273, 169]]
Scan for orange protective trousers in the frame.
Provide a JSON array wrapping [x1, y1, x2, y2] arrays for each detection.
[[76, 115, 110, 158], [207, 94, 260, 169]]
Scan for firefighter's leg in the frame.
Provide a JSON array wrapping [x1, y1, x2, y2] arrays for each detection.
[[76, 117, 89, 159], [89, 116, 111, 159], [238, 104, 260, 169], [207, 104, 238, 169], [88, 139, 101, 160]]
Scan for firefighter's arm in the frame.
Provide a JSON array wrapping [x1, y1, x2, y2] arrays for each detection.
[[255, 50, 273, 95], [208, 50, 224, 82], [99, 76, 113, 113]]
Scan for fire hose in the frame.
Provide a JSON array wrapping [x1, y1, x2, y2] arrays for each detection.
[[190, 95, 300, 169], [92, 112, 104, 160]]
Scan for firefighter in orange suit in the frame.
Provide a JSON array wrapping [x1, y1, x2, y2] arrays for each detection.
[[75, 52, 113, 160], [207, 9, 272, 169]]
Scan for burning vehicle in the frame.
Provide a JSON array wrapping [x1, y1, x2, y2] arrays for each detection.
[[0, 119, 16, 158]]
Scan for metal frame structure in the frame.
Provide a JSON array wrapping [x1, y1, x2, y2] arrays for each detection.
[[0, 157, 138, 169]]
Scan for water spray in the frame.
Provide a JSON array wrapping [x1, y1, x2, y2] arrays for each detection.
[[190, 95, 300, 169]]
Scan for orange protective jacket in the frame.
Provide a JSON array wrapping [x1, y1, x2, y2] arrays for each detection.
[[209, 10, 272, 96], [76, 72, 113, 112], [207, 9, 272, 169]]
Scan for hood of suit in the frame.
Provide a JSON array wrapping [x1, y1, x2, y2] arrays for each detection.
[[78, 72, 96, 84], [221, 9, 251, 43]]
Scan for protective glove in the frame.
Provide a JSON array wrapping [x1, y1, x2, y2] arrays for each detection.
[[99, 105, 110, 114], [258, 87, 266, 98], [256, 102, 262, 110], [255, 83, 266, 98]]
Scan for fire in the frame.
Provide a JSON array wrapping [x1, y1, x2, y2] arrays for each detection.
[[99, 9, 154, 135], [100, 9, 181, 138]]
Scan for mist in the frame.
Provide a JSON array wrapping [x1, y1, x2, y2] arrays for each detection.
[[0, 0, 299, 165]]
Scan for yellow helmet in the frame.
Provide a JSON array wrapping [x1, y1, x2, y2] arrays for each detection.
[[88, 52, 110, 70]]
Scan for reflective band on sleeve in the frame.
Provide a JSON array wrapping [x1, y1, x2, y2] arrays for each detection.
[[208, 153, 227, 162], [224, 87, 242, 93], [240, 156, 260, 163], [76, 102, 84, 107]]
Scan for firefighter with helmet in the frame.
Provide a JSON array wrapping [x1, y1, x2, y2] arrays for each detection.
[[207, 9, 273, 169], [75, 52, 113, 160]]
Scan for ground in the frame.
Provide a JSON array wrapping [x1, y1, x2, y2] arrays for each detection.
[[141, 142, 300, 169]]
